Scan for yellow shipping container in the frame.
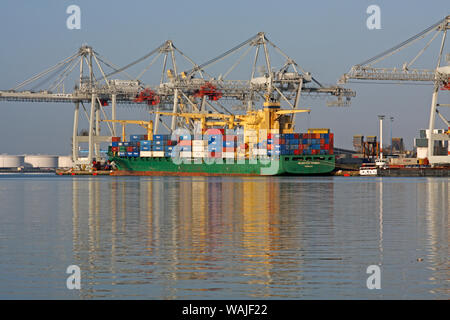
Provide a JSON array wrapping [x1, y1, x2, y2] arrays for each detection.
[[307, 128, 330, 134]]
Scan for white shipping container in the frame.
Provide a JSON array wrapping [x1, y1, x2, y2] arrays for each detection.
[[252, 149, 267, 156], [140, 151, 153, 157], [223, 152, 235, 158], [192, 151, 206, 158], [180, 151, 192, 158], [192, 140, 207, 146], [192, 146, 205, 152], [152, 151, 165, 157]]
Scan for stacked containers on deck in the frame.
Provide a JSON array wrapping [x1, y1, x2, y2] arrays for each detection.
[[111, 129, 334, 159], [163, 135, 175, 157], [125, 136, 141, 157], [206, 129, 224, 158], [299, 132, 334, 155], [177, 134, 191, 158], [223, 134, 237, 159], [192, 137, 207, 158], [111, 136, 121, 154], [152, 134, 168, 157], [267, 133, 281, 157], [138, 134, 175, 157], [140, 139, 152, 157], [267, 132, 334, 156]]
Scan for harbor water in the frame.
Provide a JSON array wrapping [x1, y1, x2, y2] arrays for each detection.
[[0, 174, 448, 299]]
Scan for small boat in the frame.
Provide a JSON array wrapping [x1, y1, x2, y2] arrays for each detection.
[[359, 163, 378, 176]]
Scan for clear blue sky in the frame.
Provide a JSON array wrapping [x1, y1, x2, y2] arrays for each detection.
[[0, 0, 449, 154]]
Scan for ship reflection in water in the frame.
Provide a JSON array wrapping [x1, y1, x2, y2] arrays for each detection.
[[0, 175, 447, 299], [67, 176, 448, 299]]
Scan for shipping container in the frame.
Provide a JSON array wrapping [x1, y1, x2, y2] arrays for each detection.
[[180, 151, 192, 158], [140, 151, 152, 157], [153, 151, 165, 157]]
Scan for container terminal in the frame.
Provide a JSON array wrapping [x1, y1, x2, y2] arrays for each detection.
[[0, 17, 449, 176]]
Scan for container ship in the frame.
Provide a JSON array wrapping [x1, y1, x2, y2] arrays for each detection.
[[107, 99, 335, 176]]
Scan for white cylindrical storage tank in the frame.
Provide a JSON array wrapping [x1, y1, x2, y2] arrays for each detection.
[[58, 156, 73, 168], [0, 155, 24, 168], [24, 155, 58, 168]]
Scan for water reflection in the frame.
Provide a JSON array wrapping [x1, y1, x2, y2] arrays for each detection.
[[66, 176, 448, 299]]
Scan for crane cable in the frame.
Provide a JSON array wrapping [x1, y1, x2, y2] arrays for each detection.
[[357, 17, 445, 67]]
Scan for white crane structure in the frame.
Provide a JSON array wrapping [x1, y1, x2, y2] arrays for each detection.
[[0, 32, 355, 168], [340, 15, 450, 164]]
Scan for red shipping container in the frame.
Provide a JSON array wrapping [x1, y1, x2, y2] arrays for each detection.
[[111, 146, 119, 152], [126, 146, 133, 152], [294, 149, 300, 155], [204, 128, 223, 136], [294, 133, 300, 139], [323, 144, 329, 150], [329, 149, 334, 155], [280, 138, 285, 144], [179, 140, 191, 146], [224, 135, 236, 141], [208, 151, 223, 158], [112, 137, 121, 142], [320, 139, 325, 145], [267, 144, 273, 150]]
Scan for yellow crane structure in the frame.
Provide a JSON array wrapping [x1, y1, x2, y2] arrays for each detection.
[[102, 119, 153, 141], [151, 100, 310, 135]]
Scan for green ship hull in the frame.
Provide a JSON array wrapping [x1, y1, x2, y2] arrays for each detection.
[[109, 154, 335, 176]]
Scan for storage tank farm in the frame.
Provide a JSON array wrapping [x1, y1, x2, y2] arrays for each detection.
[[24, 155, 58, 168], [0, 155, 24, 168]]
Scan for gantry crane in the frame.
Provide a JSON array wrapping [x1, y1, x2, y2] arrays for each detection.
[[151, 102, 310, 134], [0, 41, 204, 166], [102, 119, 154, 141], [340, 15, 450, 164]]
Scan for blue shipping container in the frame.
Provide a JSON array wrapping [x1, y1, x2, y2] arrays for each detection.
[[179, 135, 191, 141], [154, 134, 168, 140]]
